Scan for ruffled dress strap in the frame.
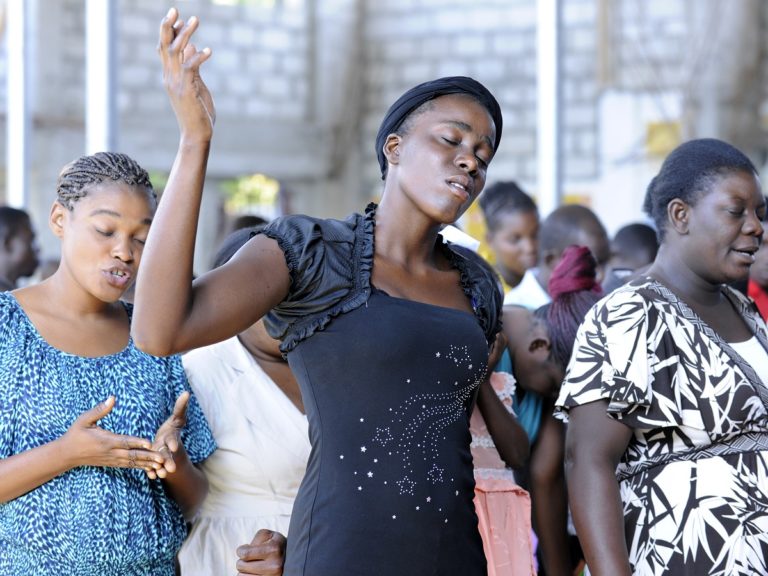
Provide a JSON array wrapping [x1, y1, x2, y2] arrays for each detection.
[[256, 204, 374, 354]]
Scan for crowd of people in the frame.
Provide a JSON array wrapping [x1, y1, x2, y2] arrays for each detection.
[[1, 6, 768, 576]]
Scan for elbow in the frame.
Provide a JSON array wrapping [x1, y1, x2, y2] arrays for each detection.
[[131, 329, 176, 357]]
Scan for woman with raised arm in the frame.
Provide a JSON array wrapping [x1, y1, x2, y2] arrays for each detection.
[[556, 138, 768, 575], [134, 8, 508, 575]]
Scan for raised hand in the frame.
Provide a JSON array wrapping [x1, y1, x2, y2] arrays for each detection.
[[236, 529, 287, 576], [158, 7, 215, 141], [146, 391, 190, 480], [61, 396, 164, 473]]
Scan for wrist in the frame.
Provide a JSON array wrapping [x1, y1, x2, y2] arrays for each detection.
[[178, 134, 212, 150], [53, 435, 80, 472]]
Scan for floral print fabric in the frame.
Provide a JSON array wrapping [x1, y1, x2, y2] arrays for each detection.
[[556, 277, 768, 575]]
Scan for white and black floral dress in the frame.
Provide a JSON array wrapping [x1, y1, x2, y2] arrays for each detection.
[[556, 277, 768, 576]]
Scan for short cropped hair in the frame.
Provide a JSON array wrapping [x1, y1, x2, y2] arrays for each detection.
[[643, 138, 757, 240]]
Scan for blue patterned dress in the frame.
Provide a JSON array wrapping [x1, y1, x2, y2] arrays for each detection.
[[0, 292, 217, 575]]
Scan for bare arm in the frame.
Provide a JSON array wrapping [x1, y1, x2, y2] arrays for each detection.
[[565, 400, 633, 576], [475, 378, 529, 469], [528, 407, 570, 576], [132, 9, 290, 355], [0, 397, 163, 503]]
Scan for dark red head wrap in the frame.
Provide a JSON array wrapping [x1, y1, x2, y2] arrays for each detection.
[[548, 245, 602, 299], [375, 76, 503, 179]]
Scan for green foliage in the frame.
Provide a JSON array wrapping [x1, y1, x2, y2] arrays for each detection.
[[221, 173, 280, 213]]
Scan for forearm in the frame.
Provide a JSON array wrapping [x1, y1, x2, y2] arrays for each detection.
[[565, 401, 633, 575], [567, 459, 631, 575], [132, 140, 210, 355], [529, 416, 570, 576], [476, 379, 529, 468], [163, 447, 209, 520], [0, 437, 74, 503]]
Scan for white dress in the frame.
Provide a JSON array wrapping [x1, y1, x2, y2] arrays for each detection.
[[178, 336, 310, 576]]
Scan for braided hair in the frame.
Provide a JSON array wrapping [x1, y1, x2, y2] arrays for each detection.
[[478, 180, 537, 232], [56, 152, 155, 210], [643, 138, 757, 240]]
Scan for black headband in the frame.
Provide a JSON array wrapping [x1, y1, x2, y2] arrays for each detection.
[[375, 76, 503, 179]]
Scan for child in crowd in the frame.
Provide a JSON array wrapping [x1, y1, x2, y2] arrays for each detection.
[[603, 222, 659, 293], [503, 242, 606, 576], [500, 205, 609, 576], [479, 181, 539, 295], [0, 152, 216, 575]]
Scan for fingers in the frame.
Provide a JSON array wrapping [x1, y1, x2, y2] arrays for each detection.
[[172, 391, 191, 422], [236, 530, 286, 575], [250, 528, 276, 546], [78, 396, 115, 426], [115, 448, 164, 472], [170, 15, 200, 61], [158, 7, 178, 55], [158, 446, 176, 475], [113, 432, 154, 452]]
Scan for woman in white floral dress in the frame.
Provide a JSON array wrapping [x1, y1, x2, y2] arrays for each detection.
[[556, 138, 768, 576]]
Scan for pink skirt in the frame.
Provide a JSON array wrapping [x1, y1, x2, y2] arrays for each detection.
[[474, 474, 536, 576]]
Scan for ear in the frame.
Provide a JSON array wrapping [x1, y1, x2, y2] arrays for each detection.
[[528, 335, 552, 356], [382, 134, 402, 169], [49, 202, 67, 239], [541, 249, 560, 271], [667, 198, 689, 235]]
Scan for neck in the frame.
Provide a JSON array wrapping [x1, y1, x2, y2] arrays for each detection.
[[648, 244, 724, 307], [374, 195, 444, 270], [498, 267, 524, 289], [43, 269, 114, 317]]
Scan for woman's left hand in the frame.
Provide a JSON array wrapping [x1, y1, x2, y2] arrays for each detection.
[[146, 391, 190, 479]]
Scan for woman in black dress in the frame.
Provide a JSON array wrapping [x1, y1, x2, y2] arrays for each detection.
[[134, 9, 509, 575]]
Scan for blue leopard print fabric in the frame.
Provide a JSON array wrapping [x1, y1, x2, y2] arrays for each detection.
[[0, 292, 216, 575]]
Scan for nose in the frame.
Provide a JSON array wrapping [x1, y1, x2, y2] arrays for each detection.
[[746, 210, 764, 237], [111, 236, 134, 262], [456, 149, 478, 176]]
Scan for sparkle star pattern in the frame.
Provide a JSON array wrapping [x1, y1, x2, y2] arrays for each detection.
[[373, 426, 394, 446], [396, 477, 415, 496], [346, 339, 489, 528], [427, 464, 445, 484]]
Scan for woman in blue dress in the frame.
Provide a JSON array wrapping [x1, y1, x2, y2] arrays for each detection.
[[0, 151, 216, 575], [133, 10, 508, 576]]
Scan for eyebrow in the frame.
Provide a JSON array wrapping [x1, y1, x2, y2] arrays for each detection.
[[89, 209, 152, 225], [442, 120, 494, 149]]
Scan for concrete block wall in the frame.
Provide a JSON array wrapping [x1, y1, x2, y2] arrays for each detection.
[[360, 0, 604, 205], [1, 0, 767, 261]]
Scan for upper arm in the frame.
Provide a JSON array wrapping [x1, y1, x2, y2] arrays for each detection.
[[565, 400, 632, 470], [173, 234, 291, 352]]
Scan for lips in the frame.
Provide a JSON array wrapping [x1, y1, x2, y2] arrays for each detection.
[[732, 246, 758, 264], [102, 266, 133, 288], [446, 177, 473, 202]]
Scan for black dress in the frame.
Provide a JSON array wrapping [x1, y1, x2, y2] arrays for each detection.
[[259, 205, 502, 576]]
